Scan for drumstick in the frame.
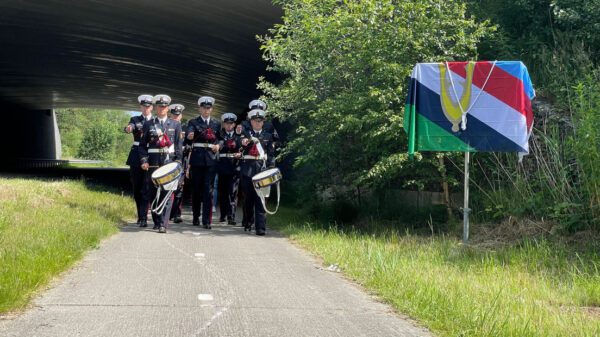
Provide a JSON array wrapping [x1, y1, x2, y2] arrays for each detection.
[[185, 150, 192, 178]]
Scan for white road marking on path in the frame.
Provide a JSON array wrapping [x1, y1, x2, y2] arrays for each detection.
[[197, 294, 214, 301], [194, 253, 205, 258], [162, 232, 233, 336], [193, 307, 229, 336]]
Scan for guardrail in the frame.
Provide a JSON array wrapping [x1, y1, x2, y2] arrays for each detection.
[[6, 159, 69, 169], [5, 159, 110, 169], [1, 159, 131, 192]]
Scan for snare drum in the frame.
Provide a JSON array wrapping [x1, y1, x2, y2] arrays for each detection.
[[151, 162, 183, 190], [252, 168, 282, 189], [252, 168, 283, 215]]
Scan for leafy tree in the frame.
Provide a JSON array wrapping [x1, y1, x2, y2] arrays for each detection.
[[56, 108, 132, 165], [77, 121, 116, 161], [259, 0, 492, 199], [469, 0, 600, 67]]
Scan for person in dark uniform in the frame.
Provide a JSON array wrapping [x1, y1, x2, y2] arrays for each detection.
[[242, 99, 280, 145], [124, 94, 154, 227], [240, 99, 280, 227], [186, 96, 222, 229], [240, 108, 275, 236], [217, 112, 242, 225], [139, 94, 183, 233], [168, 103, 185, 224]]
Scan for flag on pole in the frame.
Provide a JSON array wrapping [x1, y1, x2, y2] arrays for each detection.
[[404, 61, 535, 156]]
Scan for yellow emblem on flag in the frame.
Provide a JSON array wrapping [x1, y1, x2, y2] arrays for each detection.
[[439, 62, 475, 132]]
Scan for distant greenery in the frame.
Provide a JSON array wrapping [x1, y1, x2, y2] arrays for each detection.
[[0, 177, 134, 313], [56, 108, 132, 167], [261, 0, 600, 232], [270, 206, 600, 337]]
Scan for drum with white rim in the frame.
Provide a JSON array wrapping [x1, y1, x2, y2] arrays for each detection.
[[151, 162, 183, 191], [251, 167, 282, 215], [150, 162, 183, 215], [252, 167, 282, 189]]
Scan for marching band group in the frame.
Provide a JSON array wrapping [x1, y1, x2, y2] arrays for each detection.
[[124, 94, 278, 235]]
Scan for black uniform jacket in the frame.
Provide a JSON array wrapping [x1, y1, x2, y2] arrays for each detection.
[[125, 115, 151, 166], [217, 129, 242, 175], [138, 118, 183, 167], [239, 129, 275, 178], [241, 120, 280, 143], [186, 117, 223, 167]]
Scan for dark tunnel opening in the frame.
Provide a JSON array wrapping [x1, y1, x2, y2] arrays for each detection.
[[0, 0, 285, 174]]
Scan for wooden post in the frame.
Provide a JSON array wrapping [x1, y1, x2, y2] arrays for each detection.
[[438, 156, 453, 220]]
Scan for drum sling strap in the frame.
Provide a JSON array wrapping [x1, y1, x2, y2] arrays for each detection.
[[254, 181, 281, 215], [151, 186, 175, 215], [151, 168, 183, 215]]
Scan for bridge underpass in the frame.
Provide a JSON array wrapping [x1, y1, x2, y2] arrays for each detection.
[[0, 3, 437, 336], [0, 0, 281, 165]]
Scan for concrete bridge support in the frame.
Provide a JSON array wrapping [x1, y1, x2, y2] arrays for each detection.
[[5, 101, 62, 168]]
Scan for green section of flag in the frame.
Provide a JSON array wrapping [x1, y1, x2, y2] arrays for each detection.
[[404, 103, 476, 155]]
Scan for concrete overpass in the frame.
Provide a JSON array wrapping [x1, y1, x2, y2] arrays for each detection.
[[0, 0, 281, 164]]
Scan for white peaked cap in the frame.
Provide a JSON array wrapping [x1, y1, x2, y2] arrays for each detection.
[[198, 96, 215, 106], [249, 99, 267, 110], [153, 94, 172, 105], [248, 109, 266, 120], [138, 94, 154, 104]]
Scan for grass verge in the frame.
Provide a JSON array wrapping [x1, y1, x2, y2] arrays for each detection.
[[0, 176, 134, 314], [270, 207, 600, 337]]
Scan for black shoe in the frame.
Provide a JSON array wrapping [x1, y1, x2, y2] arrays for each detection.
[[228, 220, 236, 225], [158, 226, 166, 233], [139, 220, 147, 228], [193, 219, 200, 226], [256, 231, 266, 236], [153, 225, 160, 230], [173, 217, 183, 223], [219, 217, 226, 222], [136, 219, 141, 225], [203, 224, 212, 229]]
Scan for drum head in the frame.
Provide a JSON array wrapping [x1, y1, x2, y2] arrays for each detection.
[[152, 162, 180, 179], [151, 162, 183, 187], [252, 167, 282, 189], [252, 168, 280, 180]]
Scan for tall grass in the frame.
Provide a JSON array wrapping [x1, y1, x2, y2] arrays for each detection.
[[271, 207, 600, 337], [467, 37, 600, 230], [571, 74, 600, 222], [0, 177, 134, 313]]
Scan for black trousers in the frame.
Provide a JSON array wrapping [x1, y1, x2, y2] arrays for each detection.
[[191, 165, 216, 225], [130, 165, 148, 221], [217, 173, 240, 221], [241, 176, 266, 233], [169, 179, 184, 219], [144, 168, 174, 228]]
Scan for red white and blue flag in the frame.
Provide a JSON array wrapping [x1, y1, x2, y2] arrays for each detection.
[[404, 61, 535, 155]]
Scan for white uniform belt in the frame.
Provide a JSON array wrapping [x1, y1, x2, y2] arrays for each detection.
[[193, 143, 212, 148], [148, 148, 174, 154], [219, 153, 238, 158], [243, 155, 266, 160], [132, 141, 140, 146]]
